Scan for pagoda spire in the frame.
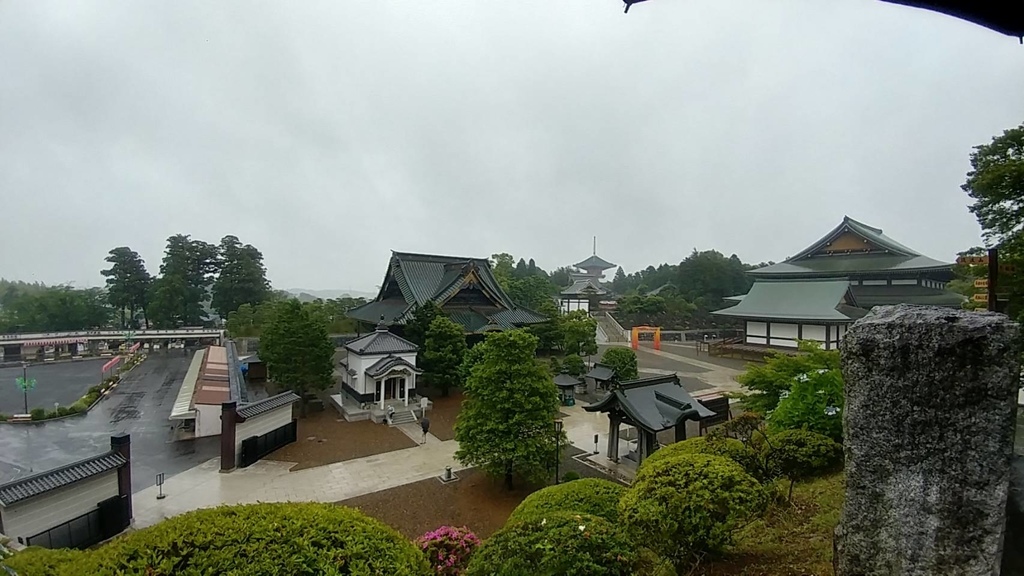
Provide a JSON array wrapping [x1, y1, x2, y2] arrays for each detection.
[[593, 236, 597, 256]]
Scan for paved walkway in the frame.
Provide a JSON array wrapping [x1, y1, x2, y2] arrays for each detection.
[[133, 430, 462, 529], [605, 342, 744, 395]]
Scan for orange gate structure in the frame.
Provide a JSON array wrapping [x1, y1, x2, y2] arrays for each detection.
[[630, 325, 661, 351]]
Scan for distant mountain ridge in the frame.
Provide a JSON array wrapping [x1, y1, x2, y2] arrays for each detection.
[[285, 288, 376, 302]]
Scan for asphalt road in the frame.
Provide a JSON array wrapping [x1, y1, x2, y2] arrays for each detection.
[[0, 350, 219, 492], [0, 358, 108, 415]]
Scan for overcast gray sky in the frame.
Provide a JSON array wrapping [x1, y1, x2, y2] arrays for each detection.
[[1, 1, 1022, 292]]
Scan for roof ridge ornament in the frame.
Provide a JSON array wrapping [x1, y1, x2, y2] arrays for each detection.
[[376, 315, 388, 331]]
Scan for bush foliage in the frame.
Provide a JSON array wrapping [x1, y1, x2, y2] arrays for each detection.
[[561, 354, 587, 377], [643, 435, 758, 476], [767, 429, 843, 499], [467, 512, 643, 576], [2, 546, 82, 576], [769, 366, 844, 442], [738, 341, 840, 414], [620, 453, 766, 567], [416, 525, 480, 576], [508, 478, 626, 524], [5, 503, 430, 576], [600, 348, 638, 381]]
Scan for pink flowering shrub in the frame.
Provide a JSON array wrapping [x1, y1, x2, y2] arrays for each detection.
[[416, 525, 481, 575]]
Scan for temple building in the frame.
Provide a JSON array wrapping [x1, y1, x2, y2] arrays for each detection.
[[713, 216, 962, 350], [347, 251, 548, 335], [560, 240, 615, 313]]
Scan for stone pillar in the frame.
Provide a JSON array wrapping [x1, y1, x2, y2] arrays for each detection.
[[220, 402, 238, 472], [110, 434, 132, 521], [836, 305, 1020, 576]]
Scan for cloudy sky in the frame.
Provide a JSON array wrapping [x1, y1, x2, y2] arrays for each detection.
[[1, 1, 1022, 292]]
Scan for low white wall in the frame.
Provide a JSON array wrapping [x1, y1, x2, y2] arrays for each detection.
[[1, 472, 118, 543], [234, 404, 294, 458]]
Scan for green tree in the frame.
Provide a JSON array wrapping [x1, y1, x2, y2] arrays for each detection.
[[549, 266, 572, 288], [766, 429, 843, 501], [260, 299, 334, 415], [612, 266, 627, 293], [506, 275, 556, 311], [675, 249, 752, 307], [963, 123, 1024, 322], [514, 257, 529, 279], [211, 235, 270, 319], [600, 348, 638, 381], [422, 315, 468, 397], [490, 253, 516, 290], [101, 247, 152, 328], [404, 301, 443, 352], [738, 341, 841, 414], [528, 298, 563, 354], [562, 354, 586, 377], [964, 123, 1024, 246], [455, 330, 562, 489], [947, 246, 988, 310], [560, 310, 598, 357], [155, 234, 219, 326], [769, 365, 844, 442]]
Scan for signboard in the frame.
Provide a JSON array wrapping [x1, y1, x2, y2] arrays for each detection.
[[957, 255, 989, 265], [974, 278, 989, 289], [973, 293, 989, 303]]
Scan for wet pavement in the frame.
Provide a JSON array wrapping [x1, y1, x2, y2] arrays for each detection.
[[0, 350, 219, 492], [0, 358, 108, 415]]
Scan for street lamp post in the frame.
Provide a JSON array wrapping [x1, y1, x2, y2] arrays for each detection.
[[16, 363, 37, 415], [554, 419, 564, 484]]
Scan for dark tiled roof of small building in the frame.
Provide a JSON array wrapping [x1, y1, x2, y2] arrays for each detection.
[[489, 307, 548, 328], [584, 374, 716, 433], [574, 254, 616, 270], [344, 325, 419, 355], [585, 363, 616, 381], [0, 452, 127, 506], [554, 374, 582, 388], [237, 391, 300, 420], [365, 355, 422, 378]]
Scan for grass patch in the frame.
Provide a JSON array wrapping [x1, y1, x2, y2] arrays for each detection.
[[695, 472, 844, 575]]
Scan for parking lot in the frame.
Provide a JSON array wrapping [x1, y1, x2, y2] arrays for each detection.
[[0, 350, 220, 492], [0, 358, 107, 415]]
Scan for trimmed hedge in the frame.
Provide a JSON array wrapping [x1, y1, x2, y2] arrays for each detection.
[[621, 453, 767, 567], [466, 512, 643, 576], [767, 429, 843, 499], [6, 503, 430, 576], [508, 478, 626, 524], [645, 436, 764, 480], [2, 546, 81, 576]]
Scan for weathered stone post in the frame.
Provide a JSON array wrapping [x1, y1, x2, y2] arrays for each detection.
[[837, 305, 1020, 576]]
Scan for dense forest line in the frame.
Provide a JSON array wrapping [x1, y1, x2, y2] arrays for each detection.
[[1, 241, 768, 334]]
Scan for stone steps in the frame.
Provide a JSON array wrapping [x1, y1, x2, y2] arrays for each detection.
[[388, 410, 416, 426]]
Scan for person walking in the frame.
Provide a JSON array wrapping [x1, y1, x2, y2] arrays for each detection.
[[420, 417, 430, 445], [386, 404, 395, 425]]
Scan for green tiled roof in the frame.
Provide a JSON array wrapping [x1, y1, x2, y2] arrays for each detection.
[[849, 284, 966, 308], [712, 279, 866, 322], [350, 251, 547, 333], [750, 216, 953, 279], [575, 254, 616, 270]]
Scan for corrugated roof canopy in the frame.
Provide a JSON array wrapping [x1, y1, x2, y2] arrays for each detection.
[[0, 452, 126, 506]]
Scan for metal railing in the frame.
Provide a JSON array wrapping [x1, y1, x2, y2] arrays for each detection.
[[0, 328, 222, 342]]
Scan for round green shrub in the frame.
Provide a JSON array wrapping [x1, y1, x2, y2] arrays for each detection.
[[3, 547, 83, 576], [644, 436, 750, 469], [619, 453, 767, 567], [562, 354, 587, 377], [767, 429, 843, 498], [71, 503, 430, 576], [600, 347, 638, 381], [508, 478, 626, 524], [561, 471, 581, 482], [467, 512, 643, 576], [30, 407, 47, 420]]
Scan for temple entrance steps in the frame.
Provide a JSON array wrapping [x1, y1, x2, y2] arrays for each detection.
[[388, 409, 417, 426], [594, 312, 628, 342]]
